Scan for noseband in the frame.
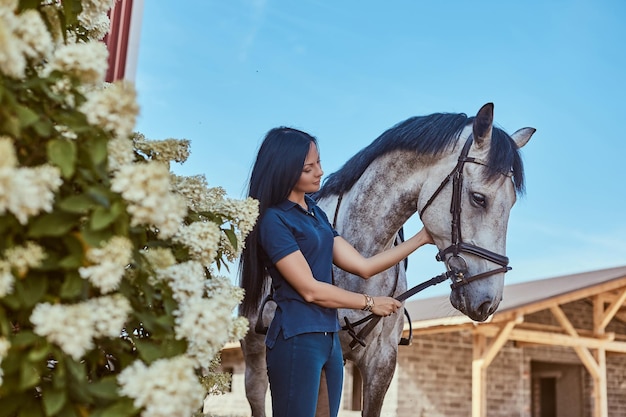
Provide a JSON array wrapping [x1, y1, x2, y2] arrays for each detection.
[[419, 135, 512, 289]]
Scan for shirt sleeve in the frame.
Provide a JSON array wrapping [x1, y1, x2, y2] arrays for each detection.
[[258, 209, 300, 265]]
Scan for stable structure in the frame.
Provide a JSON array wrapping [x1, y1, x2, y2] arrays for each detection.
[[206, 265, 626, 417], [397, 265, 626, 417]]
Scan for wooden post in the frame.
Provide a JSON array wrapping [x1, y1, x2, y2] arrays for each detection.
[[472, 332, 487, 417], [593, 296, 609, 417]]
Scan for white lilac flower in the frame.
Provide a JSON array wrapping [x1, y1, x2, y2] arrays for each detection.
[[107, 136, 135, 171], [14, 9, 53, 63], [78, 236, 132, 293], [80, 81, 138, 139], [0, 8, 26, 79], [141, 247, 176, 271], [30, 302, 95, 360], [134, 137, 191, 164], [218, 197, 259, 237], [0, 336, 10, 387], [229, 315, 250, 342], [111, 163, 187, 239], [78, 0, 114, 38], [0, 260, 14, 297], [30, 295, 132, 361], [88, 294, 132, 338], [158, 261, 206, 304], [0, 165, 62, 225], [173, 297, 232, 366], [4, 241, 46, 277], [49, 77, 77, 108], [170, 174, 210, 212], [0, 137, 16, 169], [172, 222, 221, 267], [44, 41, 108, 85], [117, 356, 206, 417]]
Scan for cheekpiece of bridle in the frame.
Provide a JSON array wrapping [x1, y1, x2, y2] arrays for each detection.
[[419, 134, 512, 289]]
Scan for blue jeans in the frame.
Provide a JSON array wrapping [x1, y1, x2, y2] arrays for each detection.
[[266, 331, 343, 417]]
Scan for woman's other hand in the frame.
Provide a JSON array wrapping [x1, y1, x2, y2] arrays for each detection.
[[371, 296, 402, 317]]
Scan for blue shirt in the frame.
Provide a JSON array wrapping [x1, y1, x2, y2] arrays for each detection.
[[258, 195, 340, 348]]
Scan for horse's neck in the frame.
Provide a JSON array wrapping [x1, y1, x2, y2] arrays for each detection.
[[324, 150, 454, 256]]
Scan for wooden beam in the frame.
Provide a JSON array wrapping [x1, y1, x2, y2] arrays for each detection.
[[550, 306, 600, 379], [472, 333, 487, 417], [482, 317, 521, 368], [492, 279, 626, 323], [506, 329, 626, 353], [598, 287, 626, 330]]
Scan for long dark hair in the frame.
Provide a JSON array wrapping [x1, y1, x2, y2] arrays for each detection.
[[239, 127, 318, 316]]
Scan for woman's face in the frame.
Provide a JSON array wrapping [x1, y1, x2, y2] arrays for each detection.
[[292, 142, 323, 195]]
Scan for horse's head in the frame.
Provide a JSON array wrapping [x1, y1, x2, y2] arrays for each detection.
[[418, 103, 535, 321]]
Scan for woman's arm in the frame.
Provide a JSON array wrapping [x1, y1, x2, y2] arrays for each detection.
[[332, 227, 434, 279], [275, 250, 401, 316]]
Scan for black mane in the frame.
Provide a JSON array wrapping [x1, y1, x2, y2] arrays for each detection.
[[315, 112, 525, 200]]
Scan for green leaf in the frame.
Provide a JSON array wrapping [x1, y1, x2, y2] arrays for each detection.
[[27, 343, 50, 362], [28, 212, 77, 237], [92, 398, 137, 417], [223, 227, 238, 251], [65, 357, 86, 383], [87, 135, 109, 165], [81, 225, 113, 247], [59, 271, 85, 299], [15, 275, 48, 307], [15, 104, 39, 127], [43, 388, 66, 416], [33, 119, 53, 137], [86, 376, 121, 400], [58, 194, 97, 213], [10, 330, 40, 348], [90, 201, 123, 231], [132, 339, 164, 363], [19, 361, 40, 390], [17, 398, 43, 417], [47, 139, 77, 178], [2, 114, 20, 137], [0, 393, 25, 417]]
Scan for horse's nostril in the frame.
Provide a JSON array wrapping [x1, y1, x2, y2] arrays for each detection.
[[478, 301, 494, 319]]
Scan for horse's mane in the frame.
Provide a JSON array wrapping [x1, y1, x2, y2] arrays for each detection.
[[315, 112, 525, 200]]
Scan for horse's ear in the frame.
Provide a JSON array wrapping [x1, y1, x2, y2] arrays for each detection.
[[473, 102, 494, 148], [510, 127, 536, 149]]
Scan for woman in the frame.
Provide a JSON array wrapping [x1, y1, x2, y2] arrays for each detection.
[[239, 127, 433, 417]]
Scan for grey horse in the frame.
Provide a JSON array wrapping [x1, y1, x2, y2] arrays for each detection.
[[240, 103, 535, 417]]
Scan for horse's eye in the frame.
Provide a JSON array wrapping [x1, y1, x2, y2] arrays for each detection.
[[471, 192, 486, 208]]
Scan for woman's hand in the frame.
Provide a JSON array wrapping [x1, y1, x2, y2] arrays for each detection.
[[415, 226, 434, 245], [371, 296, 402, 317]]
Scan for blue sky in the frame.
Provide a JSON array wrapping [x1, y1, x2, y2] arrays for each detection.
[[134, 0, 626, 298]]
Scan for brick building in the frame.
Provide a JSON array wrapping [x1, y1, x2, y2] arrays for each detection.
[[204, 265, 626, 417]]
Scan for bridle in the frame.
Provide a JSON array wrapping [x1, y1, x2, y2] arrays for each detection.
[[419, 134, 511, 289]]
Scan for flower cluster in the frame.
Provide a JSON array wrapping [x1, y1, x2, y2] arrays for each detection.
[[30, 294, 132, 361], [0, 0, 53, 78], [111, 162, 188, 238], [78, 236, 133, 293], [0, 137, 62, 224], [117, 356, 206, 417]]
